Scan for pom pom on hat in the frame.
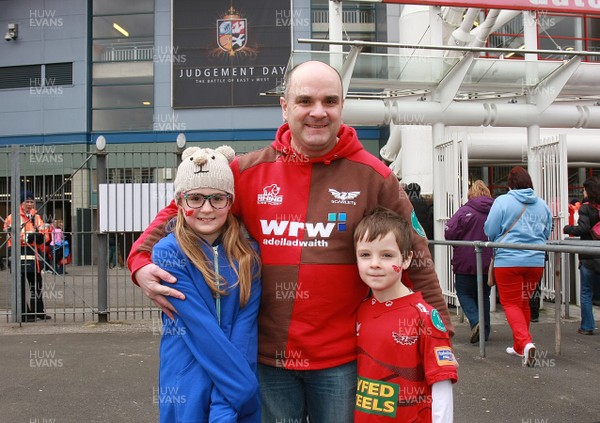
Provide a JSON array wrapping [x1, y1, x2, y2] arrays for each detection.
[[174, 146, 236, 199]]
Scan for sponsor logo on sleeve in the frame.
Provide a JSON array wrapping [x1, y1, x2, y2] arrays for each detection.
[[434, 347, 455, 367]]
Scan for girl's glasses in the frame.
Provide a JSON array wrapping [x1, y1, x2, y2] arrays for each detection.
[[180, 193, 232, 209]]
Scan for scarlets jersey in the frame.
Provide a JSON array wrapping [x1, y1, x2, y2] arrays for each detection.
[[230, 123, 452, 370], [355, 291, 458, 422]]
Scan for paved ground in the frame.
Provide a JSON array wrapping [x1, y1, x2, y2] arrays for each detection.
[[1, 307, 599, 423]]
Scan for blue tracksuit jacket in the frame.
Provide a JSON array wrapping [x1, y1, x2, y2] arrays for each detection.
[[152, 233, 261, 422]]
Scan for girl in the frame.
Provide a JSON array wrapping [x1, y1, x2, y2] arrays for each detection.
[[152, 146, 261, 422]]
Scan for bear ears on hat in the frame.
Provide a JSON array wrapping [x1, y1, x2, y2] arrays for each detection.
[[181, 145, 235, 163]]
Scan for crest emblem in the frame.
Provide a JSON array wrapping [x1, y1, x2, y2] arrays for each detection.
[[392, 332, 418, 345], [329, 189, 360, 201], [217, 8, 247, 56]]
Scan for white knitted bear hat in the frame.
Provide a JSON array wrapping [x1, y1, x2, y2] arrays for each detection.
[[174, 145, 236, 199]]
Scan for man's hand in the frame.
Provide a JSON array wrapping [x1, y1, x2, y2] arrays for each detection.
[[134, 263, 184, 320]]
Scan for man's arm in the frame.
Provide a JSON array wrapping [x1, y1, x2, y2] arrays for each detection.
[[127, 200, 182, 319], [127, 200, 178, 279]]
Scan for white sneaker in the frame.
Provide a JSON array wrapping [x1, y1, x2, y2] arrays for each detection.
[[523, 343, 536, 367], [506, 346, 523, 357]]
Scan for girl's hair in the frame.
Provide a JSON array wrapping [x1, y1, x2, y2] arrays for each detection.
[[507, 166, 533, 190], [353, 206, 412, 261], [583, 176, 600, 205], [468, 180, 491, 199], [173, 209, 260, 307]]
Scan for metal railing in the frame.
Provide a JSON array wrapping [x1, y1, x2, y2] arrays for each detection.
[[430, 238, 600, 358], [94, 40, 155, 62], [312, 9, 376, 25], [0, 143, 178, 324]]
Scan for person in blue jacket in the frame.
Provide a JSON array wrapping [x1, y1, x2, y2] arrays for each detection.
[[151, 145, 262, 422], [484, 166, 552, 367]]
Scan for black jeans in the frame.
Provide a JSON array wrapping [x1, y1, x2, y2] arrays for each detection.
[[529, 282, 541, 320], [21, 271, 45, 321]]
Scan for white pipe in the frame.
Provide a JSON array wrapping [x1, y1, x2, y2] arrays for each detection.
[[487, 9, 521, 34], [399, 5, 431, 47], [329, 0, 344, 69], [446, 8, 478, 54], [380, 122, 403, 162], [442, 7, 468, 28], [470, 9, 500, 48], [400, 124, 433, 191], [458, 127, 600, 162], [343, 99, 600, 128]]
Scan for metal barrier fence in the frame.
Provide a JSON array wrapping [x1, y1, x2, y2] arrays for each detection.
[[2, 142, 598, 331], [430, 238, 600, 358], [0, 143, 184, 323]]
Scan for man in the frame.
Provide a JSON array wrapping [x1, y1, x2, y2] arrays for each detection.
[[4, 190, 51, 322], [405, 182, 434, 240], [128, 61, 452, 422]]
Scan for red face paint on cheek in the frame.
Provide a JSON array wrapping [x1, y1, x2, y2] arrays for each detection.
[[392, 265, 401, 273]]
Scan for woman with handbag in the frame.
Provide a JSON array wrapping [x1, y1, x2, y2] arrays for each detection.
[[562, 176, 600, 336], [484, 167, 552, 367], [445, 180, 494, 344]]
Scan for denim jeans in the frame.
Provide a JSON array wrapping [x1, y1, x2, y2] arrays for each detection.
[[455, 274, 491, 340], [258, 361, 357, 423], [580, 264, 599, 332]]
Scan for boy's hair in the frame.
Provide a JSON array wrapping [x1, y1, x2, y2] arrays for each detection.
[[354, 206, 413, 261], [174, 211, 260, 308]]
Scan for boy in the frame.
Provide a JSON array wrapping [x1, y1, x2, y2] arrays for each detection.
[[354, 207, 457, 422]]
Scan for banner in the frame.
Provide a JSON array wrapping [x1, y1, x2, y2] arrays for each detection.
[[381, 0, 600, 15], [173, 1, 291, 108]]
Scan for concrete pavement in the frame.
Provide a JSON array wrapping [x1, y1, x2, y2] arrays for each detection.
[[1, 308, 599, 423]]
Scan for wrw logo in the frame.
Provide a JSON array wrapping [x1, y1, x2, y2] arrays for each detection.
[[260, 213, 346, 238]]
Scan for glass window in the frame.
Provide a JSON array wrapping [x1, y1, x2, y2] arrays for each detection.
[[92, 38, 154, 62], [93, 14, 154, 39], [538, 14, 583, 51], [93, 85, 153, 108], [92, 0, 154, 132], [585, 16, 600, 61], [92, 62, 153, 85], [93, 0, 154, 15], [92, 109, 154, 132]]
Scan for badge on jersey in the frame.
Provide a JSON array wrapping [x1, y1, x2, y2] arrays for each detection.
[[431, 309, 446, 332], [435, 347, 455, 366], [410, 210, 426, 238]]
